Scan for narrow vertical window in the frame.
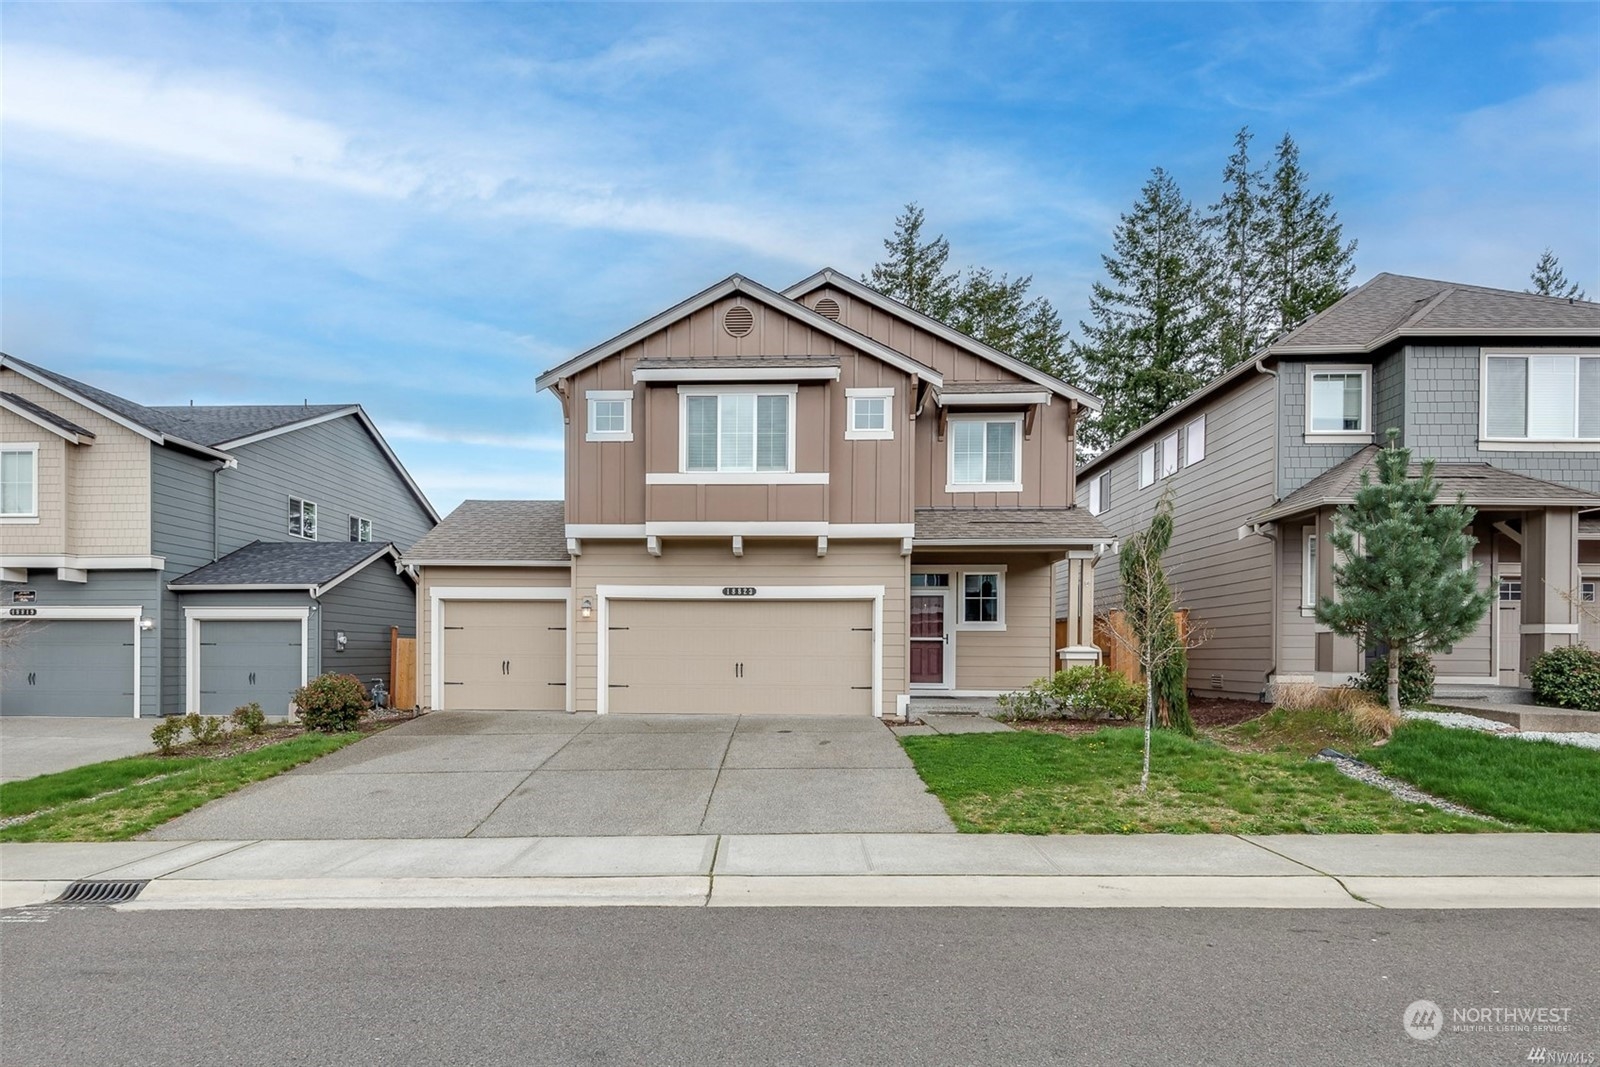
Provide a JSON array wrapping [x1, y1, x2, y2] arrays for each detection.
[[1184, 415, 1206, 466], [1303, 529, 1319, 608]]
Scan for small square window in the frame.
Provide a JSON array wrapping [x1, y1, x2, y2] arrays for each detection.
[[962, 572, 1002, 626], [290, 498, 318, 539], [350, 516, 372, 543], [1499, 579, 1522, 603], [1308, 369, 1369, 434], [1580, 581, 1596, 604], [586, 392, 633, 442], [846, 390, 894, 440]]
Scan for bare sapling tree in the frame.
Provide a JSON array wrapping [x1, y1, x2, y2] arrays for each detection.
[[1106, 492, 1210, 791]]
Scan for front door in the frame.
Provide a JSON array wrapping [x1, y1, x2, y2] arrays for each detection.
[[1497, 573, 1521, 685], [910, 591, 948, 686]]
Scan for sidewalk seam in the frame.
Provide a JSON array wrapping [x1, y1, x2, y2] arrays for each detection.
[[1232, 835, 1381, 908]]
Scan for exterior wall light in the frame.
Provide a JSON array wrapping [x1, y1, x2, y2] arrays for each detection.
[[580, 597, 594, 620], [336, 631, 348, 652], [138, 617, 156, 632]]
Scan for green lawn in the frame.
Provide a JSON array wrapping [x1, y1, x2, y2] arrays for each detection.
[[900, 728, 1491, 834], [0, 733, 363, 842], [1364, 721, 1600, 833]]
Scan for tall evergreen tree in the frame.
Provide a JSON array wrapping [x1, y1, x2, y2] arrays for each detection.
[[865, 203, 1072, 377], [1316, 434, 1492, 712], [1264, 134, 1357, 335], [1206, 127, 1275, 370], [1073, 168, 1218, 453], [1528, 248, 1586, 300]]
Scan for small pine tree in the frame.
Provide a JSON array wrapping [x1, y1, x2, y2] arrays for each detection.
[[1316, 434, 1492, 712], [1528, 248, 1586, 301]]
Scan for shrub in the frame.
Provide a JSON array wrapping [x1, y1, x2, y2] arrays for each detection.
[[1529, 645, 1600, 711], [995, 666, 1144, 722], [1347, 696, 1402, 741], [1270, 680, 1324, 712], [184, 713, 228, 745], [1357, 651, 1435, 709], [230, 702, 267, 735], [294, 673, 371, 733], [151, 717, 186, 755]]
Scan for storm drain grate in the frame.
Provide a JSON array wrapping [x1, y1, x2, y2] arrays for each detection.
[[52, 880, 149, 906]]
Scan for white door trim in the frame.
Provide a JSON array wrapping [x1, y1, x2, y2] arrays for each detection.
[[184, 607, 310, 716], [594, 584, 885, 717], [428, 587, 572, 713], [5, 606, 143, 718]]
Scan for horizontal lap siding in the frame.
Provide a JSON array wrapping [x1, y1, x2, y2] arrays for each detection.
[[1089, 375, 1278, 699], [571, 539, 907, 716], [317, 564, 418, 695], [947, 554, 1055, 692], [1433, 521, 1495, 679], [416, 566, 572, 710]]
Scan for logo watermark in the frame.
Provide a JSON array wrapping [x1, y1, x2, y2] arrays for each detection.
[[1404, 1000, 1443, 1041]]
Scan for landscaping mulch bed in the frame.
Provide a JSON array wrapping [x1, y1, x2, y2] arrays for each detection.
[[1012, 697, 1268, 737], [152, 709, 416, 760]]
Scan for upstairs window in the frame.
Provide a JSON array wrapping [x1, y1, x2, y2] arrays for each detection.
[[1139, 447, 1155, 489], [586, 391, 633, 442], [682, 389, 792, 473], [1, 445, 39, 519], [1087, 471, 1108, 516], [350, 516, 373, 543], [846, 388, 894, 441], [1185, 415, 1206, 466], [1159, 432, 1180, 478], [948, 415, 1022, 492], [1307, 368, 1369, 434], [1483, 354, 1600, 442], [289, 497, 318, 540]]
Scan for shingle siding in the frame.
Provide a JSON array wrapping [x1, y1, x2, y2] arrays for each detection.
[[1276, 361, 1374, 497]]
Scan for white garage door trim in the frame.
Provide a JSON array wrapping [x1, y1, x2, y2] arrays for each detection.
[[185, 607, 310, 715], [595, 584, 884, 717], [6, 605, 144, 717], [429, 587, 572, 712]]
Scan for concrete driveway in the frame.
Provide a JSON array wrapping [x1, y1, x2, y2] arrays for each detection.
[[0, 718, 155, 782], [146, 712, 956, 839]]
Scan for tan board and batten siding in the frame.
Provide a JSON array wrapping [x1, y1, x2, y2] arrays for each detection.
[[918, 551, 1059, 690], [570, 539, 907, 716], [1090, 372, 1278, 699], [415, 566, 571, 712]]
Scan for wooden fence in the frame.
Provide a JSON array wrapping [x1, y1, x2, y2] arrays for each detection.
[[1093, 609, 1189, 685], [389, 626, 417, 709]]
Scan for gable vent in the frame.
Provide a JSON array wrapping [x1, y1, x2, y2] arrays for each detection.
[[723, 305, 755, 338], [814, 296, 842, 321]]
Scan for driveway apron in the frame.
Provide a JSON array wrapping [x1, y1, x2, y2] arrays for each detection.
[[144, 711, 955, 839]]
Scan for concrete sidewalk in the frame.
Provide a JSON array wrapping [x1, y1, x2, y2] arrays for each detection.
[[3, 833, 1596, 911]]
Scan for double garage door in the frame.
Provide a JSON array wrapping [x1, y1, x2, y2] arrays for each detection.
[[0, 620, 136, 717], [608, 599, 874, 716]]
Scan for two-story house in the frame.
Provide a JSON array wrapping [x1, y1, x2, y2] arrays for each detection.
[[1075, 273, 1600, 700], [1, 354, 439, 718], [405, 270, 1112, 717]]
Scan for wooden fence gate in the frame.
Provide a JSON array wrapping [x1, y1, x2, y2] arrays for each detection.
[[389, 626, 417, 709]]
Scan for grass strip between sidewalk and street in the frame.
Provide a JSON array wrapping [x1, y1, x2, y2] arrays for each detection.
[[1363, 720, 1600, 833], [900, 728, 1493, 835], [0, 733, 363, 843]]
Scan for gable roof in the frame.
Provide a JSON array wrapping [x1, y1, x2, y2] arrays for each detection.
[[535, 274, 942, 391], [1269, 272, 1600, 355], [403, 499, 570, 564], [146, 404, 355, 447], [784, 269, 1104, 411], [1247, 446, 1600, 525], [0, 392, 96, 442], [169, 540, 405, 595]]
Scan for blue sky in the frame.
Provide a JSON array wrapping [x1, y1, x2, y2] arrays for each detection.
[[3, 3, 1596, 515]]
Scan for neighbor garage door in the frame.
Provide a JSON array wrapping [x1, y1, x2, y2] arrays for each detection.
[[608, 598, 874, 715], [0, 620, 136, 717], [198, 619, 304, 717], [441, 599, 566, 711]]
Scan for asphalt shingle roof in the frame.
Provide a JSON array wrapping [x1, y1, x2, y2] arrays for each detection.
[[404, 499, 569, 562], [913, 507, 1111, 543], [1251, 446, 1600, 523], [0, 392, 96, 439], [171, 541, 395, 588], [938, 381, 1051, 394]]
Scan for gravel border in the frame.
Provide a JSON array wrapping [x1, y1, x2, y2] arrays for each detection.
[[1310, 750, 1498, 821], [1402, 709, 1600, 751]]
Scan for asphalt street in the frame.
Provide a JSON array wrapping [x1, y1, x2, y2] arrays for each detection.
[[2, 907, 1594, 1066]]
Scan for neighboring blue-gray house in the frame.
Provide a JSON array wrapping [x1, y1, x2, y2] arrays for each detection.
[[1, 354, 439, 717], [1073, 273, 1600, 699]]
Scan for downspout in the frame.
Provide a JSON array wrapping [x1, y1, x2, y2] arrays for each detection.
[[210, 459, 236, 562]]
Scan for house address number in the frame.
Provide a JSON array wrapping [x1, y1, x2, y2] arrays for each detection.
[[721, 587, 757, 597], [9, 607, 38, 617]]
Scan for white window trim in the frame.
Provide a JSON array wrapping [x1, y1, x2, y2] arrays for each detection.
[[1184, 415, 1206, 467], [954, 564, 1008, 632], [1087, 472, 1106, 516], [677, 384, 797, 476], [1301, 527, 1319, 616], [585, 390, 634, 443], [349, 515, 373, 543], [1138, 446, 1155, 489], [289, 497, 319, 540], [944, 413, 1024, 494], [0, 442, 40, 523], [845, 387, 895, 441], [1477, 349, 1600, 450], [1304, 364, 1372, 441], [1159, 432, 1179, 479]]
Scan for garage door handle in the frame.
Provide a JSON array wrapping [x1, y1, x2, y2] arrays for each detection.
[[249, 672, 257, 686], [28, 672, 36, 686]]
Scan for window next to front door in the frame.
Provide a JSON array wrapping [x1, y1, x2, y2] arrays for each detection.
[[946, 414, 1022, 493]]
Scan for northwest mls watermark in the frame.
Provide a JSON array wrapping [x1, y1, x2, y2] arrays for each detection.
[[1404, 999, 1581, 1041]]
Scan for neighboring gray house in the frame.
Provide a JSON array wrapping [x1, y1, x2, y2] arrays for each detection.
[[1075, 273, 1600, 699], [1, 354, 439, 717]]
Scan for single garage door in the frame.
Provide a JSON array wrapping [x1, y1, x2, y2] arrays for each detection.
[[608, 598, 874, 715], [198, 619, 303, 717], [0, 620, 136, 717], [441, 599, 566, 710]]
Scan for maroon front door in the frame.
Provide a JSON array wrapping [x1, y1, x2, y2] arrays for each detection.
[[910, 593, 946, 685]]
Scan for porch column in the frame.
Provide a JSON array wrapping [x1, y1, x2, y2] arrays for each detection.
[[1520, 508, 1581, 681], [1057, 550, 1100, 670]]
